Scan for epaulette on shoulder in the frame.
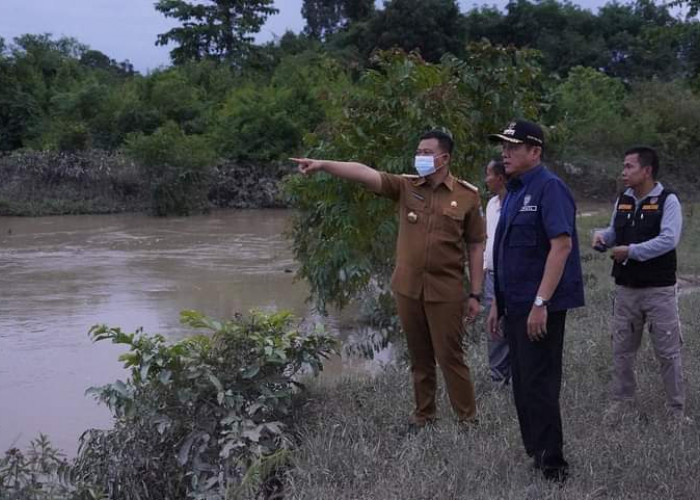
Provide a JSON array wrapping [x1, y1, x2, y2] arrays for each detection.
[[456, 179, 479, 193], [401, 174, 420, 178]]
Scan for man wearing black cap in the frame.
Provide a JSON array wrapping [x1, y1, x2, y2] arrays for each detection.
[[486, 120, 584, 482]]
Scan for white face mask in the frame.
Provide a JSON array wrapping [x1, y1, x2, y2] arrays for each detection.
[[414, 155, 437, 177]]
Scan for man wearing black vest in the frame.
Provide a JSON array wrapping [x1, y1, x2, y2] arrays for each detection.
[[487, 120, 584, 482], [593, 146, 686, 420]]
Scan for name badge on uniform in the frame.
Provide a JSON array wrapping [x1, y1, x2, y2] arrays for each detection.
[[520, 205, 538, 212]]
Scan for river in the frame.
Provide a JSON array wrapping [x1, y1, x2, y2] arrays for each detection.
[[0, 210, 391, 455]]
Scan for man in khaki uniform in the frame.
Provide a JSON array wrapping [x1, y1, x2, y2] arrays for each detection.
[[292, 130, 485, 427]]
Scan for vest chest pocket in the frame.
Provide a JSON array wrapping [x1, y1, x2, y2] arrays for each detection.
[[614, 211, 632, 230], [636, 210, 663, 239], [508, 213, 538, 247]]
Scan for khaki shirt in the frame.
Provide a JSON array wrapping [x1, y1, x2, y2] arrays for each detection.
[[378, 172, 485, 302]]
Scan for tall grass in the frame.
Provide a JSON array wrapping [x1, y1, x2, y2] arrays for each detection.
[[284, 205, 700, 500]]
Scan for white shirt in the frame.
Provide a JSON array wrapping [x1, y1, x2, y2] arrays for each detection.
[[484, 195, 501, 271]]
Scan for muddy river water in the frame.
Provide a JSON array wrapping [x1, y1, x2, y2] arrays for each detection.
[[0, 210, 389, 455]]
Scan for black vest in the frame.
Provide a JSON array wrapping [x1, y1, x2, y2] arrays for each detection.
[[612, 189, 677, 287]]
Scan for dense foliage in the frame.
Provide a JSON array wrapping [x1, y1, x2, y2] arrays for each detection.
[[1, 0, 698, 160], [124, 121, 215, 215], [0, 311, 335, 500], [0, 435, 90, 500]]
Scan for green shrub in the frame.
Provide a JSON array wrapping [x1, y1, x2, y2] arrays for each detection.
[[551, 66, 627, 158], [212, 85, 309, 162], [624, 80, 700, 185], [125, 122, 215, 215], [0, 435, 91, 500], [74, 310, 337, 500]]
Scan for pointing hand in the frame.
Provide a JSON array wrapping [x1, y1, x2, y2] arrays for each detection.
[[290, 158, 324, 175]]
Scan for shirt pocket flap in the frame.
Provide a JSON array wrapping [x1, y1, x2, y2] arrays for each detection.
[[442, 207, 465, 221], [508, 213, 538, 247], [405, 194, 426, 211]]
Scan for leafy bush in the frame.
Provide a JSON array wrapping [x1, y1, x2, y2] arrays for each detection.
[[0, 435, 91, 500], [210, 53, 344, 163], [551, 66, 627, 157], [623, 80, 700, 184], [125, 121, 216, 215], [211, 85, 309, 162], [74, 310, 337, 500], [551, 75, 700, 192]]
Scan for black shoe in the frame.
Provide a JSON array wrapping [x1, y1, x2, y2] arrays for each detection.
[[541, 466, 569, 484]]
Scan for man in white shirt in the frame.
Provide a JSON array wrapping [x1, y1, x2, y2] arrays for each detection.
[[483, 158, 510, 383]]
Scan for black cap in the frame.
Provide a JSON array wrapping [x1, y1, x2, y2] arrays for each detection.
[[488, 120, 544, 147]]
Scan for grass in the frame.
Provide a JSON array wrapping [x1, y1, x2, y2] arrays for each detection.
[[284, 206, 700, 500]]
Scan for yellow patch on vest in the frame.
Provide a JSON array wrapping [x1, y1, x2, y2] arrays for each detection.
[[617, 204, 633, 210], [642, 204, 659, 210]]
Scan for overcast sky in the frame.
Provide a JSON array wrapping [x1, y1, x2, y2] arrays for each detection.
[[1, 0, 617, 72]]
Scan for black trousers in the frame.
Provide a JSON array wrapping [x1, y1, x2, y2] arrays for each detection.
[[504, 310, 568, 472]]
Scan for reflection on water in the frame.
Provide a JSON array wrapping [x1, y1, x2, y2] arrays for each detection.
[[0, 210, 392, 455]]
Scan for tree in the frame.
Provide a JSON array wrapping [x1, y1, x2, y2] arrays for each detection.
[[155, 0, 278, 65], [302, 0, 375, 39], [551, 66, 627, 156], [80, 49, 135, 77], [363, 0, 466, 63], [670, 0, 700, 18], [462, 0, 699, 79], [597, 1, 695, 80]]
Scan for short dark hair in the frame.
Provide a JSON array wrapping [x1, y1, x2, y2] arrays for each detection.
[[420, 129, 454, 155], [486, 158, 506, 177], [625, 146, 659, 179]]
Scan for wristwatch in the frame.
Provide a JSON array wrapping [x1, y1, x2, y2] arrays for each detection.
[[534, 296, 550, 307], [468, 292, 482, 303]]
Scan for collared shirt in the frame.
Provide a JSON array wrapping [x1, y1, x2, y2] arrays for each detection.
[[493, 164, 584, 314], [599, 182, 682, 262], [484, 195, 501, 271], [378, 171, 485, 302]]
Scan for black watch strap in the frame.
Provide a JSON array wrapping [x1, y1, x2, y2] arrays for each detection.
[[468, 292, 482, 303]]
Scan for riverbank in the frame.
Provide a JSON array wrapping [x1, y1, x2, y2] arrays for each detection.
[[2, 150, 699, 217], [284, 208, 700, 499], [0, 151, 290, 216]]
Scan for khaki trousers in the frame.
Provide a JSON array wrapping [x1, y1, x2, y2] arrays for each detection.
[[395, 293, 476, 423], [611, 285, 685, 412]]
